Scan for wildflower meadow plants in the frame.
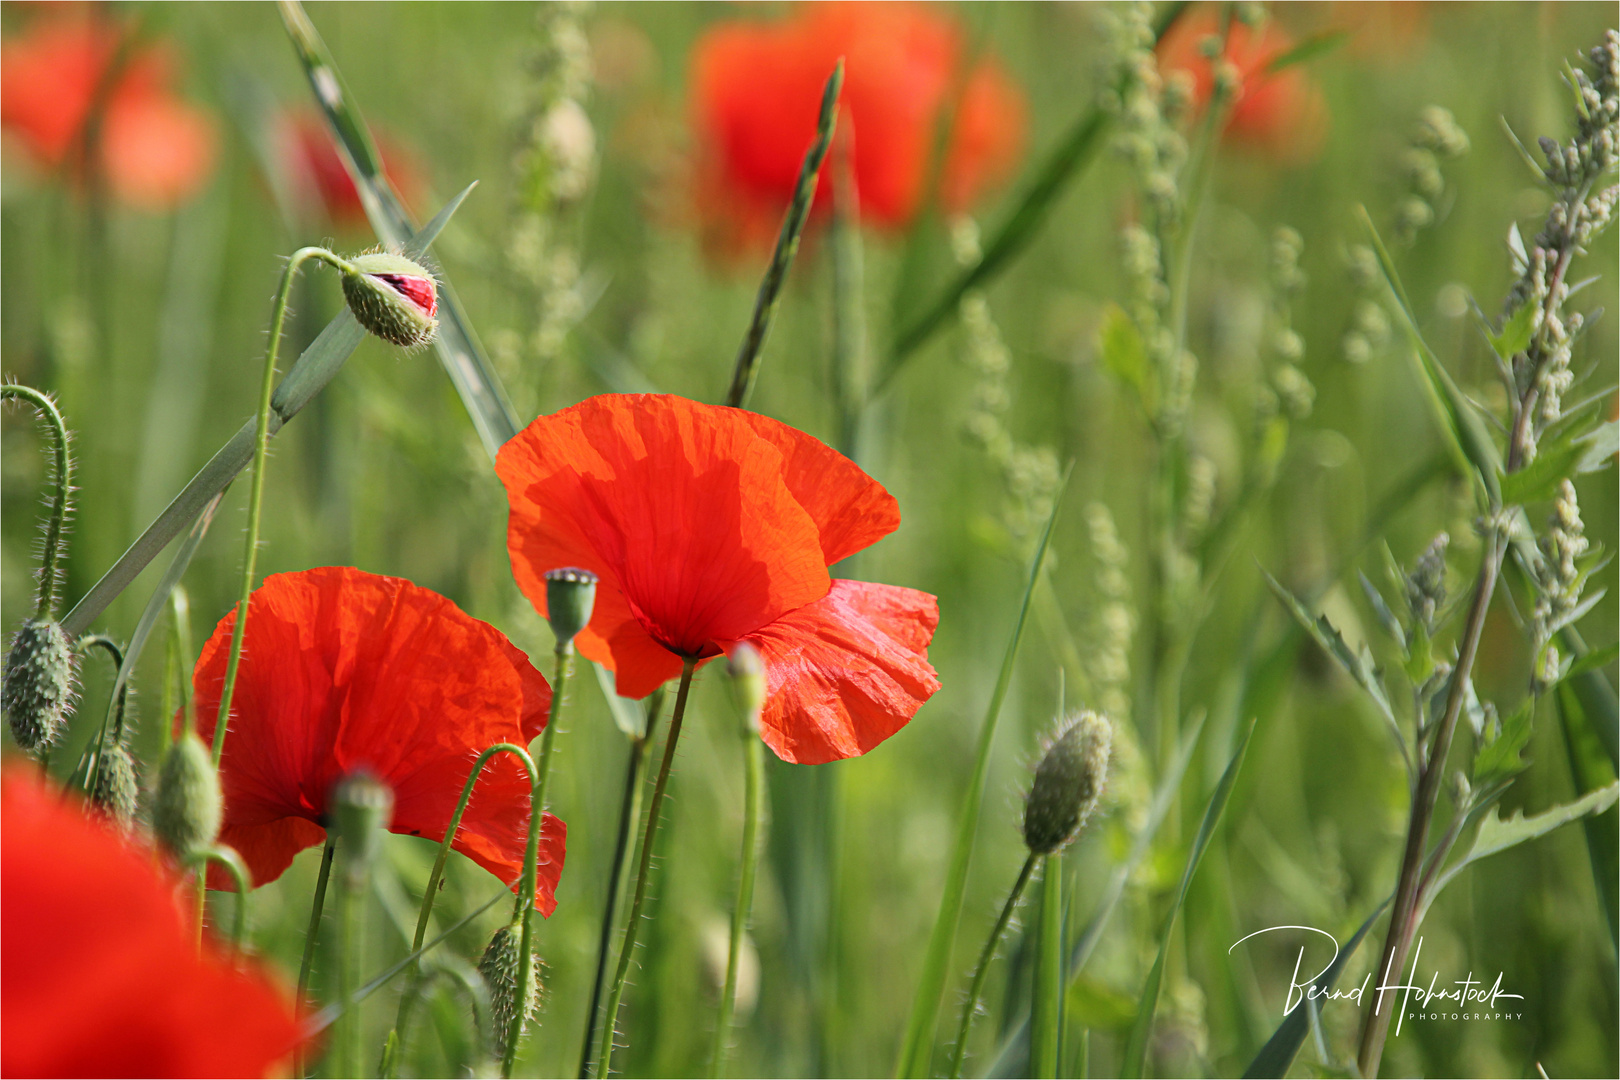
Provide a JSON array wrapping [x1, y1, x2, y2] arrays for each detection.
[[2, 4, 1616, 1080]]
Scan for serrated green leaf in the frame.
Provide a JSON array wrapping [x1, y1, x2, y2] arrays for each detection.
[[1261, 570, 1399, 729], [1454, 782, 1619, 870], [1098, 303, 1154, 411], [1358, 571, 1407, 650], [1487, 301, 1538, 361], [1472, 697, 1534, 785], [1499, 420, 1618, 505]]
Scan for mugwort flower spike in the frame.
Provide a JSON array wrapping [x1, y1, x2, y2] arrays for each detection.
[[341, 251, 439, 348]]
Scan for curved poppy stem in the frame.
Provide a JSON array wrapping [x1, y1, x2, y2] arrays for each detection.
[[710, 718, 766, 1077], [948, 851, 1038, 1079], [295, 836, 337, 1079], [69, 635, 124, 796], [0, 383, 72, 620], [185, 845, 251, 949], [500, 647, 573, 1078], [209, 245, 352, 773], [383, 742, 537, 1077], [596, 657, 698, 1077], [579, 704, 663, 1079]]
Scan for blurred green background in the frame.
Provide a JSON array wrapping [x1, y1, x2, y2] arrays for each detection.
[[3, 3, 1616, 1078]]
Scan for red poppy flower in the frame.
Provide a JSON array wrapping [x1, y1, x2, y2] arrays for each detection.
[[0, 12, 216, 208], [497, 394, 941, 765], [1, 765, 303, 1078], [690, 1, 1025, 241], [1157, 11, 1328, 163], [272, 109, 422, 227], [190, 567, 567, 915]]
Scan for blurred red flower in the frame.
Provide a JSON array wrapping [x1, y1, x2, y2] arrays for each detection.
[[272, 109, 422, 227], [690, 1, 1025, 244], [498, 394, 941, 764], [1, 766, 303, 1078], [0, 11, 216, 208], [1157, 11, 1328, 163], [190, 567, 567, 915]]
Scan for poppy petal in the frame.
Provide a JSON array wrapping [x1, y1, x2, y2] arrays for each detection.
[[732, 578, 940, 764], [498, 394, 831, 663], [741, 411, 900, 566], [192, 567, 565, 913], [574, 582, 693, 699]]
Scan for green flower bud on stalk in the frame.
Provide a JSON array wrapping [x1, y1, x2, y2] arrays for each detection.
[[153, 732, 222, 859], [3, 619, 76, 754], [727, 642, 766, 733], [1023, 712, 1112, 855], [340, 252, 439, 348], [479, 921, 541, 1057], [331, 771, 394, 887], [91, 742, 140, 831], [543, 567, 598, 651]]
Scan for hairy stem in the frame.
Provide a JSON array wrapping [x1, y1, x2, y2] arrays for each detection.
[[948, 852, 1038, 1079], [295, 837, 337, 1079], [0, 384, 72, 619]]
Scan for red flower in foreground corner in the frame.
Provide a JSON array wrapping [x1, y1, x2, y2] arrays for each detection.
[[691, 1, 1025, 241], [0, 12, 216, 208], [1, 766, 303, 1078], [1158, 11, 1328, 163], [190, 567, 567, 915], [498, 394, 941, 765]]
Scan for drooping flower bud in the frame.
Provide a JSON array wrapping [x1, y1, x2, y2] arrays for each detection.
[[543, 567, 598, 651], [3, 619, 76, 754], [153, 732, 222, 859], [727, 642, 766, 732], [1023, 711, 1112, 855], [91, 742, 141, 831], [478, 922, 541, 1057], [340, 251, 439, 348], [330, 771, 394, 887]]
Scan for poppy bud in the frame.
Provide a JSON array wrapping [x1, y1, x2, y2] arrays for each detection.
[[330, 771, 394, 886], [1023, 711, 1111, 855], [3, 619, 76, 754], [91, 742, 141, 831], [478, 922, 541, 1057], [543, 567, 598, 650], [727, 642, 766, 731], [153, 733, 222, 859], [340, 252, 439, 348]]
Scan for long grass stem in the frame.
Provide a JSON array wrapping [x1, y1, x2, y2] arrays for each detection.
[[711, 722, 767, 1077], [295, 837, 338, 1079], [948, 851, 1037, 1079], [1029, 855, 1063, 1079]]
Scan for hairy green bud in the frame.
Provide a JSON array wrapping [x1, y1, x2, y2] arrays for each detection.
[[331, 771, 394, 887], [3, 619, 75, 754], [479, 922, 541, 1057], [340, 252, 439, 348], [153, 733, 221, 859], [1023, 712, 1112, 855], [727, 642, 766, 730], [91, 742, 141, 831], [543, 567, 598, 649]]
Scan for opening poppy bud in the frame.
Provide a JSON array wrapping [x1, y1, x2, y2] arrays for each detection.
[[727, 642, 766, 731], [543, 567, 598, 651], [340, 252, 439, 348], [1023, 711, 1112, 855], [478, 922, 541, 1057], [331, 771, 394, 886], [153, 732, 222, 859], [3, 619, 76, 755], [91, 742, 141, 831]]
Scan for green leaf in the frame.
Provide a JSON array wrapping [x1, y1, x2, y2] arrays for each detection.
[[1030, 856, 1064, 1078], [895, 467, 1071, 1079], [1472, 697, 1535, 785], [1555, 682, 1620, 948], [1120, 718, 1257, 1078], [1263, 29, 1349, 74], [592, 660, 649, 740], [1450, 781, 1619, 873], [1498, 420, 1618, 505], [1098, 304, 1155, 412], [1357, 206, 1503, 506], [1358, 571, 1406, 651], [1487, 300, 1538, 361], [1562, 643, 1620, 683]]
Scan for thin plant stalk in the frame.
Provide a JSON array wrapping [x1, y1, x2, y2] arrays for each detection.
[[0, 384, 72, 619], [1029, 855, 1063, 1079], [948, 852, 1038, 1079], [711, 721, 767, 1076], [335, 841, 367, 1078], [579, 709, 662, 1079], [295, 837, 338, 1079], [186, 846, 251, 949], [596, 658, 699, 1076]]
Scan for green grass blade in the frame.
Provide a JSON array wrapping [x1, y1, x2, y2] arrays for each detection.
[[1029, 856, 1063, 1079], [725, 61, 842, 410], [1120, 716, 1257, 1078], [895, 466, 1071, 1079], [279, 0, 520, 458], [59, 187, 472, 640], [1240, 898, 1390, 1079], [879, 2, 1189, 389], [1556, 681, 1620, 947]]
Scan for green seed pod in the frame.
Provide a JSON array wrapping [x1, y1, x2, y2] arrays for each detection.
[[330, 771, 394, 886], [91, 742, 141, 831], [478, 922, 541, 1057], [340, 252, 439, 348], [543, 567, 598, 650], [727, 642, 766, 732], [3, 619, 76, 754], [1023, 711, 1112, 855], [153, 732, 222, 859]]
